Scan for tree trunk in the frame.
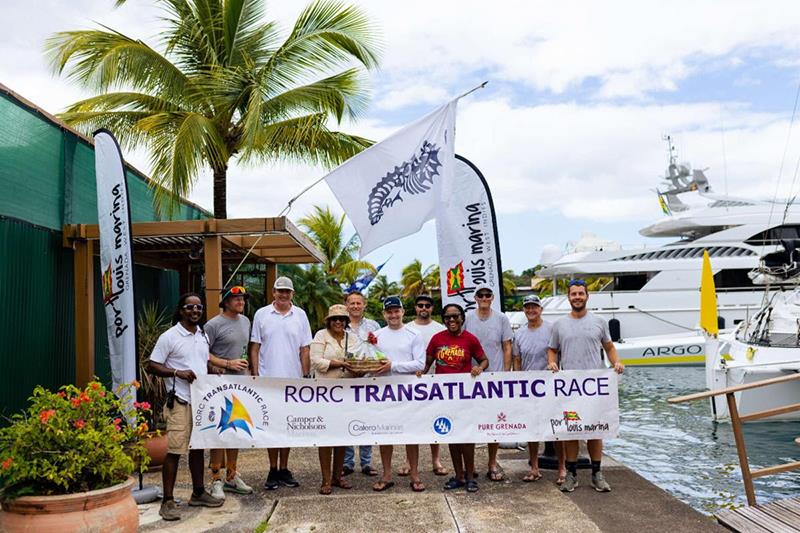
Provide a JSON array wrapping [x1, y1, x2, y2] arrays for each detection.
[[213, 164, 227, 219]]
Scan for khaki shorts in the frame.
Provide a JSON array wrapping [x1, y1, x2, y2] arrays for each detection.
[[165, 401, 192, 455]]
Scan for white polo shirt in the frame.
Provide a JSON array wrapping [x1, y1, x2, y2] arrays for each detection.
[[149, 323, 209, 402], [374, 326, 425, 375], [251, 303, 313, 378]]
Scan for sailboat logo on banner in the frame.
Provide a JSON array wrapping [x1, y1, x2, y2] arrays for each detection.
[[367, 141, 442, 225]]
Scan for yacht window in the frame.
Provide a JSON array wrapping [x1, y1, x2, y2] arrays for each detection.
[[612, 273, 649, 291], [745, 225, 800, 246], [713, 269, 756, 290]]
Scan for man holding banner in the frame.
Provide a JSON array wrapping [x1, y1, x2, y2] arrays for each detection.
[[547, 279, 624, 493], [369, 296, 426, 492]]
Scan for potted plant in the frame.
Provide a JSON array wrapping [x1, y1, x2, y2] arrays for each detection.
[[0, 381, 150, 532], [137, 302, 170, 470]]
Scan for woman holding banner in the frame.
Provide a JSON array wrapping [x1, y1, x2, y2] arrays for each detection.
[[310, 304, 357, 494], [418, 303, 488, 493]]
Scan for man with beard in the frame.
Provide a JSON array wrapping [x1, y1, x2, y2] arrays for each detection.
[[404, 294, 447, 477], [250, 276, 312, 490], [147, 293, 224, 521], [547, 279, 624, 493]]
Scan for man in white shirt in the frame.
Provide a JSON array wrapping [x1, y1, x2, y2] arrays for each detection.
[[249, 276, 312, 490], [342, 291, 380, 476], [370, 296, 426, 492], [464, 284, 513, 482], [147, 293, 223, 521], [404, 294, 448, 477]]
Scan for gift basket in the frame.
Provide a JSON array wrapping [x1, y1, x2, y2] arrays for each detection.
[[344, 330, 387, 373]]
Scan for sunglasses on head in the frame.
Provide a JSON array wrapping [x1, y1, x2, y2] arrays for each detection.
[[443, 314, 462, 321], [182, 304, 204, 311], [568, 279, 587, 287], [416, 303, 432, 309], [475, 291, 492, 298]]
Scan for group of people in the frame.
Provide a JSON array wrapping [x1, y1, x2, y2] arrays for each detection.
[[147, 276, 624, 522]]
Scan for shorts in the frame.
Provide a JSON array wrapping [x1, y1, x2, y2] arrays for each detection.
[[165, 401, 192, 455]]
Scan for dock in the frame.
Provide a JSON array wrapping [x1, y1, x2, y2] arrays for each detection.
[[717, 498, 800, 532], [137, 445, 721, 532]]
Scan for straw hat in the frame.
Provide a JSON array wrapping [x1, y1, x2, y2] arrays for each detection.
[[325, 304, 349, 321]]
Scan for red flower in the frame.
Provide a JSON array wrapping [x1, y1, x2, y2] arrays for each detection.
[[134, 401, 151, 410], [98, 391, 106, 397], [57, 391, 66, 398], [39, 409, 56, 423], [74, 419, 86, 429], [2, 458, 12, 470], [89, 382, 100, 390], [113, 417, 122, 432], [70, 397, 81, 408], [79, 392, 91, 403], [367, 332, 378, 345]]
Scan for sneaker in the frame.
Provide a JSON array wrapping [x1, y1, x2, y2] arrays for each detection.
[[264, 469, 280, 490], [560, 472, 578, 493], [188, 491, 224, 507], [591, 472, 611, 492], [210, 479, 225, 500], [278, 468, 300, 488], [159, 499, 181, 521], [224, 473, 254, 494]]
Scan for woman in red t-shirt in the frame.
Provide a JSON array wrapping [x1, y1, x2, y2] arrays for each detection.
[[418, 303, 488, 493]]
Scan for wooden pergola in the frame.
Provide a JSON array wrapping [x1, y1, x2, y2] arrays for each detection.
[[63, 217, 323, 385]]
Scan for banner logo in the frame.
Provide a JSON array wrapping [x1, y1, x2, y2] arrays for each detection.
[[202, 394, 255, 437], [101, 262, 114, 304], [433, 416, 452, 435], [446, 261, 466, 295], [563, 411, 581, 421], [367, 141, 441, 225]]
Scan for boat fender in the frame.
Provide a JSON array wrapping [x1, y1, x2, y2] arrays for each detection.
[[608, 318, 621, 342]]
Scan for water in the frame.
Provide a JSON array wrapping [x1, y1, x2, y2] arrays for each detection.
[[605, 367, 800, 514]]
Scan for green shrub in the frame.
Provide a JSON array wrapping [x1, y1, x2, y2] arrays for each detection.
[[0, 380, 150, 498]]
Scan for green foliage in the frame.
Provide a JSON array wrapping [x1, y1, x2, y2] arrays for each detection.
[[137, 302, 171, 428], [279, 264, 342, 330], [298, 205, 374, 285], [46, 0, 382, 218], [0, 381, 150, 498], [400, 259, 438, 298]]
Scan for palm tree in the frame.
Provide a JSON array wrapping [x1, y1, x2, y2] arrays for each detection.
[[368, 274, 399, 301], [46, 0, 381, 218], [502, 269, 518, 297], [400, 259, 439, 298], [279, 264, 340, 329], [297, 205, 374, 285]]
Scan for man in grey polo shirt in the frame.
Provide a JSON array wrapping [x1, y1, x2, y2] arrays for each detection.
[[547, 279, 624, 493], [464, 284, 513, 482]]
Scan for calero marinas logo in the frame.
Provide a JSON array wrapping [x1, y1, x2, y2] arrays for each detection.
[[102, 262, 114, 304], [446, 261, 465, 296], [217, 394, 255, 436]]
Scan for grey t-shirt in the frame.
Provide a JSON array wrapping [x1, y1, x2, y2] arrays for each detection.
[[205, 313, 251, 375], [464, 310, 513, 372], [549, 313, 610, 370], [512, 321, 552, 371]]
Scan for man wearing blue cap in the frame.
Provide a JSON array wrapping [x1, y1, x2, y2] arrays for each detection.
[[369, 296, 426, 492]]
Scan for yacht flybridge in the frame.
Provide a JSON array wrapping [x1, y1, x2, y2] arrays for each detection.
[[511, 141, 800, 365]]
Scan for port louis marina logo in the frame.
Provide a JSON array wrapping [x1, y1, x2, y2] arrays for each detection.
[[367, 141, 442, 225], [549, 410, 611, 435], [197, 385, 270, 437], [477, 411, 528, 438]]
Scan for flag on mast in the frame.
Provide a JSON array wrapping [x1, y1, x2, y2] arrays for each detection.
[[700, 250, 718, 335], [323, 101, 457, 257]]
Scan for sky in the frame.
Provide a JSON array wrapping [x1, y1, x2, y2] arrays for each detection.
[[5, 1, 800, 283]]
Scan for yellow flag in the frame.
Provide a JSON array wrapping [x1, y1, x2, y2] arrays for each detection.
[[700, 250, 718, 335]]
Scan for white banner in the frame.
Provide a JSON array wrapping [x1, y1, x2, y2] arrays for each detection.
[[437, 155, 502, 312], [189, 370, 619, 449], [93, 130, 137, 394], [324, 101, 457, 258]]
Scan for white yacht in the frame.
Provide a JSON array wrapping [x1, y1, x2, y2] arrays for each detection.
[[511, 141, 800, 366]]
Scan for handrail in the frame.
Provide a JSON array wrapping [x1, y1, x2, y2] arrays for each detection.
[[667, 371, 800, 506]]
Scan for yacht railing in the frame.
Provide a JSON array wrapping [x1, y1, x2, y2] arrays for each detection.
[[668, 373, 800, 506]]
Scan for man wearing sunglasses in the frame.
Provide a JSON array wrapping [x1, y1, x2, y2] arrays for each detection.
[[547, 279, 624, 494], [205, 286, 254, 499], [250, 276, 312, 491], [404, 294, 448, 477], [464, 284, 514, 482]]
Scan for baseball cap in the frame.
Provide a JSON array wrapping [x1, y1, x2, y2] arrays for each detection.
[[474, 284, 494, 295], [273, 276, 294, 290], [382, 296, 403, 310], [523, 294, 542, 307], [415, 294, 434, 304], [219, 285, 250, 308]]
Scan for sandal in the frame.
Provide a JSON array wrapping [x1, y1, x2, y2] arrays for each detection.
[[396, 465, 411, 476], [556, 472, 567, 486], [432, 465, 449, 476], [362, 465, 379, 477], [523, 471, 543, 482], [410, 480, 426, 492], [333, 477, 352, 490], [319, 484, 332, 495], [466, 479, 479, 493], [486, 466, 505, 482], [372, 480, 395, 492], [444, 477, 465, 490]]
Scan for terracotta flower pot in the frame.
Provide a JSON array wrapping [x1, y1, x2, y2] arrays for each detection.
[[0, 476, 138, 533], [143, 431, 168, 472]]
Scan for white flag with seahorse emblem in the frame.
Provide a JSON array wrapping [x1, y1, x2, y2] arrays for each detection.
[[323, 101, 457, 257]]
